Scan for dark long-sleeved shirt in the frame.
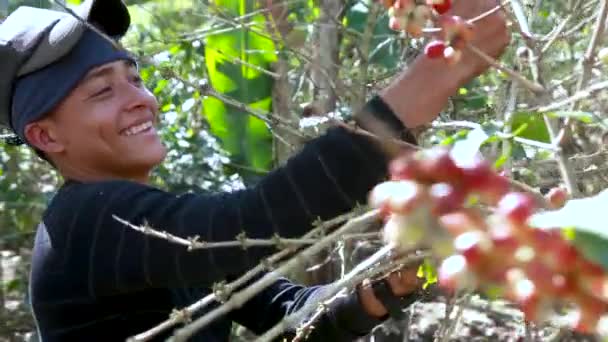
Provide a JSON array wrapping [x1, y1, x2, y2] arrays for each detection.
[[28, 123, 416, 341]]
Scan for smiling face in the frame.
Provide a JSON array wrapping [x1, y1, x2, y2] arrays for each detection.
[[24, 60, 167, 183]]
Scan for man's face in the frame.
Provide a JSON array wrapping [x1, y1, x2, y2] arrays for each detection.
[[29, 60, 167, 179]]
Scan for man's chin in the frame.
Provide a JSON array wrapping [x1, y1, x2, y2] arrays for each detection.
[[144, 144, 167, 168]]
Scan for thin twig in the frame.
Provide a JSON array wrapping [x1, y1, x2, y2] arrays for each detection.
[[113, 216, 320, 250], [170, 210, 381, 341], [510, 1, 582, 199], [465, 44, 546, 94], [535, 80, 608, 113], [554, 0, 608, 158], [127, 210, 362, 342], [540, 0, 584, 54], [422, 2, 511, 35]]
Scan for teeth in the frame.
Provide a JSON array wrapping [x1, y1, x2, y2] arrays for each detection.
[[124, 121, 153, 136]]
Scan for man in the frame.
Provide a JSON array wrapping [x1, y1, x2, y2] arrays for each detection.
[[0, 0, 508, 341]]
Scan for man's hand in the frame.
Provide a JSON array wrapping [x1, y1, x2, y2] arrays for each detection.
[[358, 266, 423, 318], [449, 0, 511, 81], [378, 0, 510, 129]]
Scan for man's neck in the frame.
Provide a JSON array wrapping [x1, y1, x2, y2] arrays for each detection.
[[58, 163, 150, 185]]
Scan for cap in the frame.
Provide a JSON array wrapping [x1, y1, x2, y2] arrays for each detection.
[[0, 0, 131, 141]]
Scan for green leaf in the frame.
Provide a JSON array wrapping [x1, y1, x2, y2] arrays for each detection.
[[509, 111, 550, 143], [203, 0, 275, 182], [417, 258, 438, 289], [546, 111, 595, 123], [529, 189, 608, 270]]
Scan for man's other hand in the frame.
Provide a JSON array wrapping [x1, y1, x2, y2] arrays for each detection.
[[358, 266, 423, 318]]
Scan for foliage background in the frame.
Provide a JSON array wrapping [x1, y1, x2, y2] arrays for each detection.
[[1, 0, 608, 340]]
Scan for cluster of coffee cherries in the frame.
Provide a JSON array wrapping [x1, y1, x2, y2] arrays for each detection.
[[369, 147, 608, 334], [382, 0, 474, 64]]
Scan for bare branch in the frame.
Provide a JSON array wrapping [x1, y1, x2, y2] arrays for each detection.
[[536, 80, 608, 113], [465, 44, 546, 94], [112, 215, 320, 250], [126, 210, 363, 341], [171, 210, 381, 341]]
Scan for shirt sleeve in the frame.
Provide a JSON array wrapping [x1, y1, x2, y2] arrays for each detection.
[[43, 125, 406, 297], [227, 276, 385, 341]]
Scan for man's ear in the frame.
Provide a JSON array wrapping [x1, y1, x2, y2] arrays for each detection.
[[24, 121, 65, 154]]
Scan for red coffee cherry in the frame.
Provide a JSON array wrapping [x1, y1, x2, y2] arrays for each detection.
[[425, 40, 447, 59], [546, 187, 568, 209], [497, 192, 536, 225], [426, 0, 452, 14]]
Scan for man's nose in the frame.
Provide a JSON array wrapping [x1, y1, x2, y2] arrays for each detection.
[[122, 83, 158, 113]]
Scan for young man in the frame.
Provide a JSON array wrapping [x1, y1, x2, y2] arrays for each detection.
[[0, 0, 508, 340]]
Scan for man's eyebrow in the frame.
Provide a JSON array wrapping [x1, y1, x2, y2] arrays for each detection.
[[81, 60, 137, 84]]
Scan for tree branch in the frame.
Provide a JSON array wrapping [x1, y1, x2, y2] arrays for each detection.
[[170, 210, 381, 341]]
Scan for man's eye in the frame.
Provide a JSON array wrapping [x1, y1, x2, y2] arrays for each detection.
[[130, 75, 143, 86], [91, 87, 112, 98]]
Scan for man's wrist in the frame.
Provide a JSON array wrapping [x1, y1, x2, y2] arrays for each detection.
[[379, 54, 468, 129], [358, 278, 389, 318]]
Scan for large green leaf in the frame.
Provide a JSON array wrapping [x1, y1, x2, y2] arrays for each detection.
[[509, 111, 551, 143], [529, 189, 608, 270], [203, 0, 276, 182]]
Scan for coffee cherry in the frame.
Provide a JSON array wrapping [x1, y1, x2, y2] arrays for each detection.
[[383, 208, 433, 250], [430, 183, 467, 215], [394, 0, 415, 12], [573, 294, 605, 333], [438, 254, 477, 292], [425, 40, 447, 59], [439, 209, 487, 237], [369, 180, 428, 215], [505, 269, 552, 322], [461, 159, 493, 189], [544, 238, 580, 272], [524, 259, 556, 293], [497, 192, 536, 224], [417, 147, 463, 183], [453, 230, 492, 267], [389, 15, 408, 31], [478, 174, 511, 206], [426, 0, 452, 14], [377, 146, 608, 328], [389, 154, 420, 180], [587, 275, 608, 301], [549, 273, 578, 297], [578, 258, 605, 278], [546, 187, 568, 209], [488, 223, 520, 257], [463, 160, 511, 204]]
